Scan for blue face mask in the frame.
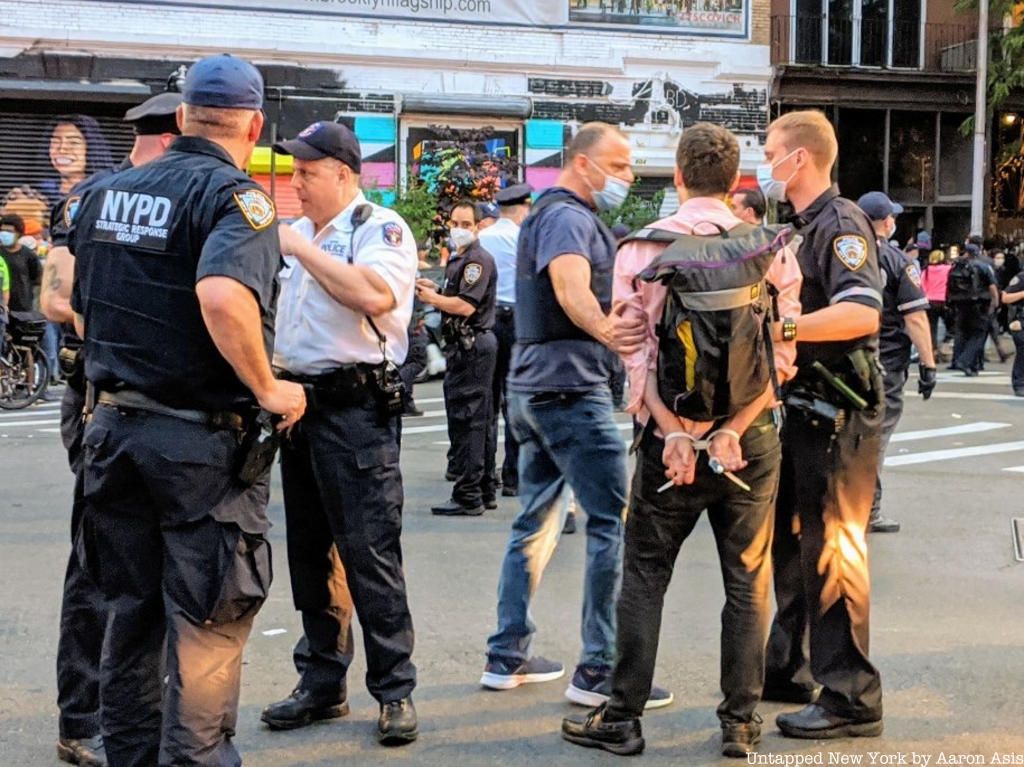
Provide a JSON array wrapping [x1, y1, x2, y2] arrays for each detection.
[[756, 149, 799, 203], [0, 231, 15, 248], [585, 157, 631, 212]]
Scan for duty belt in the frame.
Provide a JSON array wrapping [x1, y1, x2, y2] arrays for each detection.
[[96, 389, 245, 431]]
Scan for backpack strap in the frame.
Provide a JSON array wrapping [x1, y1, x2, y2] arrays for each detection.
[[618, 227, 688, 248]]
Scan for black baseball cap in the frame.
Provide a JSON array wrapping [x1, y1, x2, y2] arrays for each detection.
[[124, 92, 182, 136], [496, 183, 533, 206], [272, 121, 362, 173], [182, 54, 264, 110]]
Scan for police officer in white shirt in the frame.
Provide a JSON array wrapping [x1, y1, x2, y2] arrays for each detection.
[[261, 121, 419, 746], [478, 183, 531, 496]]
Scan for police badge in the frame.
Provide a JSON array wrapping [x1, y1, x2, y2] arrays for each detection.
[[234, 189, 276, 231], [833, 235, 868, 271]]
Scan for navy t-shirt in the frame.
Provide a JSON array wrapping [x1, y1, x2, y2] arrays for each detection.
[[508, 188, 616, 393]]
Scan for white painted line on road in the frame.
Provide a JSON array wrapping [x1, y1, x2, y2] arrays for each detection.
[[886, 441, 1024, 467], [37, 428, 60, 433], [0, 419, 61, 427], [0, 409, 60, 420], [935, 375, 1011, 385], [426, 422, 635, 443], [928, 392, 1024, 402], [1002, 466, 1024, 473], [261, 628, 287, 637], [891, 422, 1011, 442]]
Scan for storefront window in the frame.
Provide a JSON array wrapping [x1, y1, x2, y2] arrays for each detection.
[[837, 108, 886, 202], [938, 112, 972, 198]]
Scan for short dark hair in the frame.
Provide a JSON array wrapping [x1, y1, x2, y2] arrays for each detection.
[[0, 213, 25, 236], [565, 122, 625, 162], [734, 187, 766, 220], [675, 123, 739, 197], [450, 199, 479, 223]]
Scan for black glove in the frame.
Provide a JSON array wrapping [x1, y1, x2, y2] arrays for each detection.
[[918, 365, 937, 400]]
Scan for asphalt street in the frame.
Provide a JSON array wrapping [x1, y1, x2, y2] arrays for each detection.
[[2, 364, 1024, 766]]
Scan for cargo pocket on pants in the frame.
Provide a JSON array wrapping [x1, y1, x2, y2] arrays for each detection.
[[205, 526, 273, 626]]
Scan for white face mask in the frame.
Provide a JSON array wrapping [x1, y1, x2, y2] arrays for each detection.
[[584, 156, 631, 212], [449, 227, 476, 251], [756, 149, 799, 202]]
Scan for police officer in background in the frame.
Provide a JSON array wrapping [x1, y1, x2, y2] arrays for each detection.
[[418, 201, 498, 516], [261, 120, 420, 745], [857, 192, 937, 534], [69, 54, 305, 764], [41, 90, 182, 767], [760, 111, 885, 739], [479, 183, 531, 497]]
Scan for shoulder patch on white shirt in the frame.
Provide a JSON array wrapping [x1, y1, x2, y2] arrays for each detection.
[[382, 222, 403, 247]]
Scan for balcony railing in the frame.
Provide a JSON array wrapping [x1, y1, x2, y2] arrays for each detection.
[[771, 15, 977, 74]]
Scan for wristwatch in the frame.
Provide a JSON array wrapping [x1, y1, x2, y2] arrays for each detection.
[[781, 317, 798, 342]]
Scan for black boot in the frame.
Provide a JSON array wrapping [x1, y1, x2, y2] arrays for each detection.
[[777, 704, 883, 739], [562, 704, 644, 756], [260, 688, 349, 730], [378, 697, 418, 745], [721, 716, 762, 758]]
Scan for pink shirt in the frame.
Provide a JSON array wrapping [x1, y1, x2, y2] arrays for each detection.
[[613, 197, 802, 424], [921, 263, 951, 303]]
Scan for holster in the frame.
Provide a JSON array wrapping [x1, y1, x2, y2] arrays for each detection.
[[59, 346, 86, 394], [233, 410, 281, 487]]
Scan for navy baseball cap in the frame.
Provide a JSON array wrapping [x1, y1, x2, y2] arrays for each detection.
[[182, 54, 264, 110], [857, 191, 904, 221], [496, 183, 533, 206], [475, 201, 499, 221], [273, 121, 362, 173]]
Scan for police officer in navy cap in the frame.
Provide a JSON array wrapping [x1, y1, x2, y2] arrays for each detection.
[[41, 88, 182, 767], [69, 53, 305, 765], [479, 183, 531, 497], [857, 191, 936, 534], [476, 200, 500, 230], [261, 120, 420, 745]]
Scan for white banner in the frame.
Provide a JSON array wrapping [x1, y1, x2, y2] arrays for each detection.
[[139, 0, 567, 26]]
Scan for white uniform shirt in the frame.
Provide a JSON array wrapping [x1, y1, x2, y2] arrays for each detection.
[[477, 216, 520, 305], [273, 192, 417, 375]]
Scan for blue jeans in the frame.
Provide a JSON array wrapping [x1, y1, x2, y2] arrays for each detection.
[[487, 386, 626, 667]]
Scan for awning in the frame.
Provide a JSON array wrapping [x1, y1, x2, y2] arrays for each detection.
[[0, 79, 153, 102]]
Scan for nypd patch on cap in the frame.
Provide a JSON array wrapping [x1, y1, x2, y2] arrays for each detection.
[[183, 54, 264, 110]]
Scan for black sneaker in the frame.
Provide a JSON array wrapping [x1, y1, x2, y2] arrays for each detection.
[[722, 715, 762, 758], [480, 655, 565, 690], [431, 498, 484, 517], [565, 664, 673, 710], [562, 703, 644, 756], [261, 688, 350, 730], [483, 496, 498, 510], [776, 704, 883, 739], [377, 696, 418, 746], [501, 485, 519, 497], [403, 404, 424, 417], [57, 735, 106, 766]]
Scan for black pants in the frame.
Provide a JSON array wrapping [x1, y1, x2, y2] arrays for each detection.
[[953, 304, 988, 372], [609, 354, 626, 407], [280, 399, 416, 704], [608, 415, 781, 723], [871, 365, 908, 517], [926, 301, 947, 354], [493, 307, 519, 489], [81, 406, 271, 766], [399, 327, 428, 409], [767, 402, 884, 720], [444, 331, 498, 507], [1012, 330, 1024, 391], [56, 385, 105, 740]]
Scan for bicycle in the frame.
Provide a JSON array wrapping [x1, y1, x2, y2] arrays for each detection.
[[0, 310, 50, 410]]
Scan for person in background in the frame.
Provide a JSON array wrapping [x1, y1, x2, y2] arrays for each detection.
[[0, 214, 41, 313], [39, 115, 114, 205], [921, 249, 952, 362], [949, 242, 998, 376], [730, 186, 766, 226], [1001, 264, 1024, 396], [0, 253, 8, 355], [478, 183, 533, 498]]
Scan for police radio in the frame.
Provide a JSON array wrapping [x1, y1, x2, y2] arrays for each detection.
[[349, 202, 407, 421]]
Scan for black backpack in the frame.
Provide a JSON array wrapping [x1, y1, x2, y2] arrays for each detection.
[[946, 258, 987, 303], [629, 223, 794, 422]]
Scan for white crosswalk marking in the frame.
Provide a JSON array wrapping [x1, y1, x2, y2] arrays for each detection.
[[890, 422, 1010, 442], [927, 391, 1024, 402], [886, 441, 1024, 467]]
